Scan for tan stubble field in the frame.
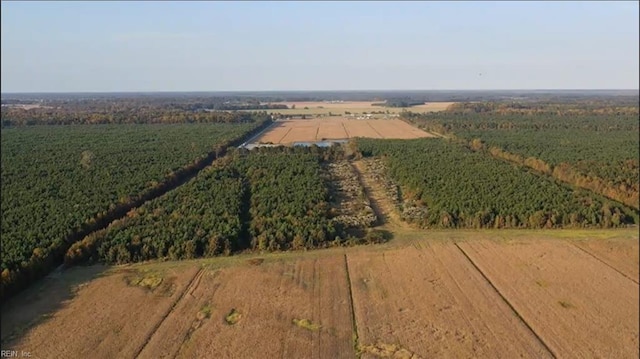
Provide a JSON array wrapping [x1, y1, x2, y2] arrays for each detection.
[[254, 118, 436, 144], [2, 229, 638, 359]]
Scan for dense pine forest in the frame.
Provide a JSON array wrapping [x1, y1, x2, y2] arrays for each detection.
[[356, 138, 637, 229], [65, 147, 378, 266], [1, 117, 270, 299], [402, 101, 640, 209]]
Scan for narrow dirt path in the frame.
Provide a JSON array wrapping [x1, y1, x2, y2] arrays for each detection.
[[133, 267, 205, 359], [351, 160, 410, 230]]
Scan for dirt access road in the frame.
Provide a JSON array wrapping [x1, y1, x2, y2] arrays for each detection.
[[351, 159, 410, 230]]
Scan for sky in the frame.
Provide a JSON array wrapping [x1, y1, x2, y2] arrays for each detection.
[[1, 1, 638, 92]]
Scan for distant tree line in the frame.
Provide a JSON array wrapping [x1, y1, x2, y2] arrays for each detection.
[[372, 97, 425, 108], [1, 107, 265, 127]]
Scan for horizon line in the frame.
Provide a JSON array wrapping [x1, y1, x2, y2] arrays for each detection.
[[2, 88, 639, 95]]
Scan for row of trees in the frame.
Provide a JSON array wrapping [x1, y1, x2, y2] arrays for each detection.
[[445, 101, 640, 115], [0, 107, 265, 127], [356, 138, 638, 229]]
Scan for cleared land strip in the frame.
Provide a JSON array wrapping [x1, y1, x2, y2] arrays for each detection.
[[352, 160, 408, 229], [457, 239, 639, 358], [350, 161, 385, 227], [347, 243, 553, 358]]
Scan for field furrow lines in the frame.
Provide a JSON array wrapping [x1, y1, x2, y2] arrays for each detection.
[[457, 239, 639, 358]]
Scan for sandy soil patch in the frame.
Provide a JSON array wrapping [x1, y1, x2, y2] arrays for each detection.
[[347, 242, 552, 358], [457, 239, 639, 358]]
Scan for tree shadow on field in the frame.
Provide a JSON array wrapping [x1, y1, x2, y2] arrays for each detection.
[[0, 264, 109, 348]]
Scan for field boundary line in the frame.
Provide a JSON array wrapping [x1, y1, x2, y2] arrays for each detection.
[[173, 273, 222, 359], [366, 122, 385, 139], [569, 242, 639, 285], [278, 127, 292, 144], [454, 243, 557, 359], [343, 253, 361, 358], [238, 120, 278, 147], [341, 121, 351, 139], [133, 267, 205, 359]]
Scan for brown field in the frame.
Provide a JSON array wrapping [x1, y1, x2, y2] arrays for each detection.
[[348, 242, 552, 358], [253, 118, 435, 144], [572, 237, 639, 283], [2, 229, 638, 359], [250, 101, 455, 115], [457, 238, 639, 358]]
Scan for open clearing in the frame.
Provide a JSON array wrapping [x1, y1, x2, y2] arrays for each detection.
[[2, 229, 637, 358], [251, 101, 455, 115], [253, 118, 435, 144]]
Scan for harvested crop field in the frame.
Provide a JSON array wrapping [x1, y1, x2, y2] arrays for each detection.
[[457, 238, 639, 358], [254, 118, 435, 144], [2, 230, 637, 358], [347, 242, 552, 358], [137, 256, 354, 359], [253, 101, 455, 115]]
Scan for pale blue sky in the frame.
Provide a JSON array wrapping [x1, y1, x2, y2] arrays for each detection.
[[1, 1, 638, 92]]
